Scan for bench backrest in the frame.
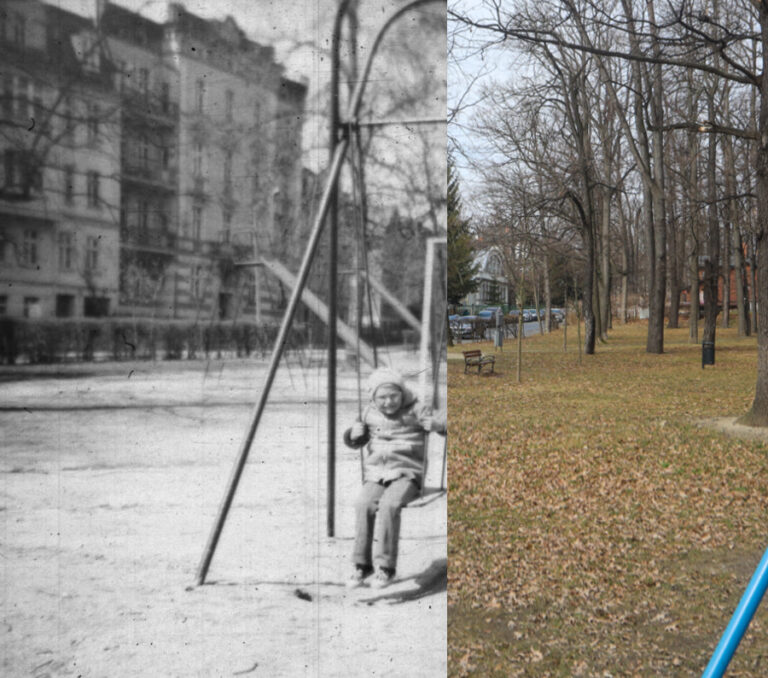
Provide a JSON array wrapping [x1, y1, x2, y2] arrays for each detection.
[[462, 350, 482, 358]]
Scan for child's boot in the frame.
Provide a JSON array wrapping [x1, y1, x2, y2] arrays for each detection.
[[346, 564, 373, 588], [370, 566, 395, 589]]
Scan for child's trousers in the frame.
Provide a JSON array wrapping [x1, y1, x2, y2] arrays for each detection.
[[353, 477, 419, 571]]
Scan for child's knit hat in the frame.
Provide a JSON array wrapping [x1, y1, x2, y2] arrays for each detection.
[[367, 367, 416, 406]]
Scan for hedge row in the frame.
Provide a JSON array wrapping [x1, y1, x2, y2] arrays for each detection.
[[0, 318, 308, 365], [0, 317, 417, 365]]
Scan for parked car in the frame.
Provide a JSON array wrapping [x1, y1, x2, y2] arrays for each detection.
[[477, 307, 503, 322], [449, 314, 477, 339]]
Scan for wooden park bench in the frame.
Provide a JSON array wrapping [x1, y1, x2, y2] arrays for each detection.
[[462, 349, 495, 374]]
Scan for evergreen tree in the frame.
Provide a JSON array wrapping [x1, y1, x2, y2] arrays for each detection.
[[447, 155, 478, 307]]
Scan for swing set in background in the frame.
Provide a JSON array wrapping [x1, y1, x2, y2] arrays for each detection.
[[194, 0, 447, 588]]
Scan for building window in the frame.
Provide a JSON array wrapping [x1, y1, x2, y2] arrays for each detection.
[[195, 79, 205, 113], [225, 89, 234, 122], [56, 294, 75, 318], [138, 68, 149, 96], [23, 297, 40, 319], [222, 209, 232, 241], [223, 151, 232, 195], [86, 171, 99, 208], [139, 135, 149, 169], [161, 146, 170, 170], [115, 60, 127, 91], [12, 13, 25, 49], [63, 96, 74, 142], [160, 82, 170, 113], [3, 149, 18, 188], [85, 235, 99, 271], [21, 229, 37, 266], [218, 292, 231, 320], [58, 231, 74, 271], [32, 158, 42, 192], [488, 254, 502, 276], [4, 150, 42, 193], [84, 296, 109, 317], [253, 99, 261, 126], [193, 143, 203, 177], [192, 205, 202, 242], [0, 296, 7, 316], [191, 265, 203, 299], [33, 95, 46, 134], [139, 200, 149, 232], [63, 165, 75, 204], [87, 103, 99, 142], [1, 75, 11, 118], [16, 76, 28, 119]]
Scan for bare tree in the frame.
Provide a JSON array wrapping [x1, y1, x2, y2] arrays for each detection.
[[450, 0, 768, 425]]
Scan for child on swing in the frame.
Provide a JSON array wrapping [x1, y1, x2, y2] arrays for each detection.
[[344, 367, 446, 589]]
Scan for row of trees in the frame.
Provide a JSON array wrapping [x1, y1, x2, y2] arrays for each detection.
[[449, 0, 768, 425]]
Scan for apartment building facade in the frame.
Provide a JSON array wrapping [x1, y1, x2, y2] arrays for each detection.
[[0, 1, 306, 322], [0, 1, 121, 319]]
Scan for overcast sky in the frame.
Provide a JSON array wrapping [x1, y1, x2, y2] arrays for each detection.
[[448, 0, 520, 217]]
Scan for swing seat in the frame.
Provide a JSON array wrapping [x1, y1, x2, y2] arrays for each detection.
[[359, 430, 447, 508]]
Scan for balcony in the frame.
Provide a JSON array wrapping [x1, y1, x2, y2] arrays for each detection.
[[212, 229, 252, 261], [122, 163, 177, 193], [122, 88, 179, 126], [121, 224, 176, 256]]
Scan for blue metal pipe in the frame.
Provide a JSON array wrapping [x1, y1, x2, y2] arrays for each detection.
[[702, 546, 768, 677]]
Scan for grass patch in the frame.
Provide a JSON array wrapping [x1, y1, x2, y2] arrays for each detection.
[[448, 322, 768, 676]]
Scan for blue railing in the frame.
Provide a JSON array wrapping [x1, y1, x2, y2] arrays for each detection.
[[702, 547, 768, 677]]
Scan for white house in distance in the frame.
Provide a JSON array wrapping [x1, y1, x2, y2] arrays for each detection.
[[462, 246, 511, 310]]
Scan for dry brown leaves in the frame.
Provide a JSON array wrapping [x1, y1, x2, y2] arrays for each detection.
[[448, 324, 768, 676]]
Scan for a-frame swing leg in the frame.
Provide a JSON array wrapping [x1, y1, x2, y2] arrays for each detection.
[[194, 138, 352, 587]]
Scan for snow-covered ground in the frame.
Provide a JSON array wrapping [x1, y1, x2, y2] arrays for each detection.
[[0, 352, 446, 677]]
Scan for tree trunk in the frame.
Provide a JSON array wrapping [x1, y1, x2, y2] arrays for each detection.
[[721, 221, 731, 329], [618, 193, 630, 324], [667, 201, 680, 329], [741, 10, 768, 424], [543, 260, 552, 334], [645, 0, 667, 354], [685, 84, 701, 344], [599, 187, 611, 338], [702, 93, 720, 347], [592, 252, 603, 342], [724, 130, 748, 336], [533, 262, 544, 336], [516, 273, 524, 384], [751, 240, 758, 334], [734, 226, 749, 337], [688, 238, 700, 343]]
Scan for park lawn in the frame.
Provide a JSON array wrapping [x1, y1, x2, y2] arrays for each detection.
[[448, 321, 768, 677]]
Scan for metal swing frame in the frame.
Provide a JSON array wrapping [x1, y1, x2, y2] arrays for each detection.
[[194, 0, 446, 587], [354, 235, 448, 508]]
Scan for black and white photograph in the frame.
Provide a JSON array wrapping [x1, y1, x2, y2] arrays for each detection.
[[1, 0, 447, 675]]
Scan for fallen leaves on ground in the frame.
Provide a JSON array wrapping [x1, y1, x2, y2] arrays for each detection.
[[448, 323, 768, 676]]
